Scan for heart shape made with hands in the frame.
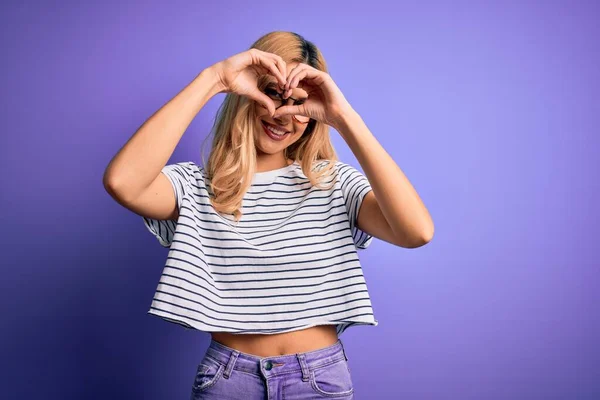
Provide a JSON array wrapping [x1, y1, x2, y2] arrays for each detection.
[[273, 63, 349, 128], [253, 61, 350, 129]]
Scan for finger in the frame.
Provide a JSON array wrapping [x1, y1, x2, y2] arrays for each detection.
[[284, 65, 322, 98], [285, 79, 315, 97], [249, 51, 286, 88], [253, 49, 286, 81], [288, 69, 306, 92], [262, 57, 287, 88], [249, 89, 276, 116], [261, 53, 286, 87], [289, 67, 321, 91], [293, 80, 313, 93], [272, 55, 287, 88], [283, 68, 307, 99], [256, 52, 286, 87], [284, 64, 304, 91], [272, 104, 305, 119]]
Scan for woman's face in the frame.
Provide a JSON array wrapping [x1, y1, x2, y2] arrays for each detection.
[[254, 62, 310, 157]]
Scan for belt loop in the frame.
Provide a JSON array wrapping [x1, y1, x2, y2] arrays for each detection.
[[340, 339, 348, 361], [223, 350, 239, 379], [296, 353, 310, 382]]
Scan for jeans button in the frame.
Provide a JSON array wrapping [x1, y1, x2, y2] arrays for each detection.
[[264, 360, 273, 370]]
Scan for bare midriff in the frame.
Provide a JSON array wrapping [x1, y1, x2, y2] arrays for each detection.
[[210, 324, 339, 357]]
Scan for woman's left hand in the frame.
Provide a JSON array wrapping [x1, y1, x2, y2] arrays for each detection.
[[272, 64, 354, 129]]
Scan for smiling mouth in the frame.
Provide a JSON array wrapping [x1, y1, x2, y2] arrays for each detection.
[[261, 120, 291, 142], [261, 120, 290, 135]]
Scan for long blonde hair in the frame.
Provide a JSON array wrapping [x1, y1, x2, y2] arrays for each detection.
[[201, 31, 339, 221]]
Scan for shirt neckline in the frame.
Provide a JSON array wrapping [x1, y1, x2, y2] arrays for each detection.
[[252, 160, 299, 184]]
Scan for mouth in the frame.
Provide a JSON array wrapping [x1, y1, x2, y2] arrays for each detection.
[[261, 120, 291, 141]]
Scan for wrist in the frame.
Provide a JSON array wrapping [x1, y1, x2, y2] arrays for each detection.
[[332, 106, 360, 131], [199, 65, 227, 96]]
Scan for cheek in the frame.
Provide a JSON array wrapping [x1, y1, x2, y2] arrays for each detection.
[[255, 108, 268, 118], [254, 101, 271, 117]]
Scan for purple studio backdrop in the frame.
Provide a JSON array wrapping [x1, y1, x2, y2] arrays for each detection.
[[1, 1, 598, 399]]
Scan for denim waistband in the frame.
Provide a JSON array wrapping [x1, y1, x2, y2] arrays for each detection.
[[204, 338, 349, 380]]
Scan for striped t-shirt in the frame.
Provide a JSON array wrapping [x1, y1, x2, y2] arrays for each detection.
[[142, 159, 379, 337]]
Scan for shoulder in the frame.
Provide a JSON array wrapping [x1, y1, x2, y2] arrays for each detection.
[[310, 159, 345, 172], [312, 159, 360, 178], [310, 159, 355, 170], [307, 159, 361, 185], [163, 161, 205, 184], [164, 161, 201, 172]]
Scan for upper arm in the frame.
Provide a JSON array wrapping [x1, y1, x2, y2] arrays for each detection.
[[355, 190, 398, 247], [336, 161, 375, 249], [106, 162, 196, 247], [337, 161, 419, 249], [120, 172, 180, 221], [357, 185, 431, 249]]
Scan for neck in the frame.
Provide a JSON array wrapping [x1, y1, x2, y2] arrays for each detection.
[[255, 153, 292, 173]]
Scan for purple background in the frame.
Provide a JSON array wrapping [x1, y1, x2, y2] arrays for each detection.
[[2, 1, 598, 399]]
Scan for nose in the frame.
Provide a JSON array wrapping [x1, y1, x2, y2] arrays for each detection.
[[273, 107, 292, 126]]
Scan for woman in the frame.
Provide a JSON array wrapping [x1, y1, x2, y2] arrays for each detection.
[[104, 31, 433, 399]]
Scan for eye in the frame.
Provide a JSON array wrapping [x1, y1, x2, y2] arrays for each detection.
[[264, 88, 280, 96]]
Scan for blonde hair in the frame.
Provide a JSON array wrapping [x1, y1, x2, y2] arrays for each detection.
[[200, 31, 339, 221]]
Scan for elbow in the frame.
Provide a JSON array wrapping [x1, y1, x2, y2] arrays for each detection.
[[103, 170, 119, 194], [103, 170, 129, 202], [103, 171, 115, 191], [392, 231, 433, 249], [404, 225, 434, 249], [421, 224, 434, 244], [103, 176, 120, 202]]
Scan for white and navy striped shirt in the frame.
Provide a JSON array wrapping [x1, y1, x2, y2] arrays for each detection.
[[142, 159, 379, 336]]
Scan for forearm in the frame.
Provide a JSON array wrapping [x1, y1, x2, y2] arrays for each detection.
[[334, 109, 434, 242], [103, 67, 224, 201]]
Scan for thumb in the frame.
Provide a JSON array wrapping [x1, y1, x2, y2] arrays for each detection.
[[272, 104, 304, 119], [248, 89, 276, 117]]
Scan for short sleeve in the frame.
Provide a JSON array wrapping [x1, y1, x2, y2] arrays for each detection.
[[142, 162, 196, 248], [336, 161, 374, 250]]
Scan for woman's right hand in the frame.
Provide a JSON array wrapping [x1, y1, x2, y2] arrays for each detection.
[[210, 49, 288, 116]]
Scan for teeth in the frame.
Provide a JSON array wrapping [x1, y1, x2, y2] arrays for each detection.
[[265, 124, 287, 136]]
